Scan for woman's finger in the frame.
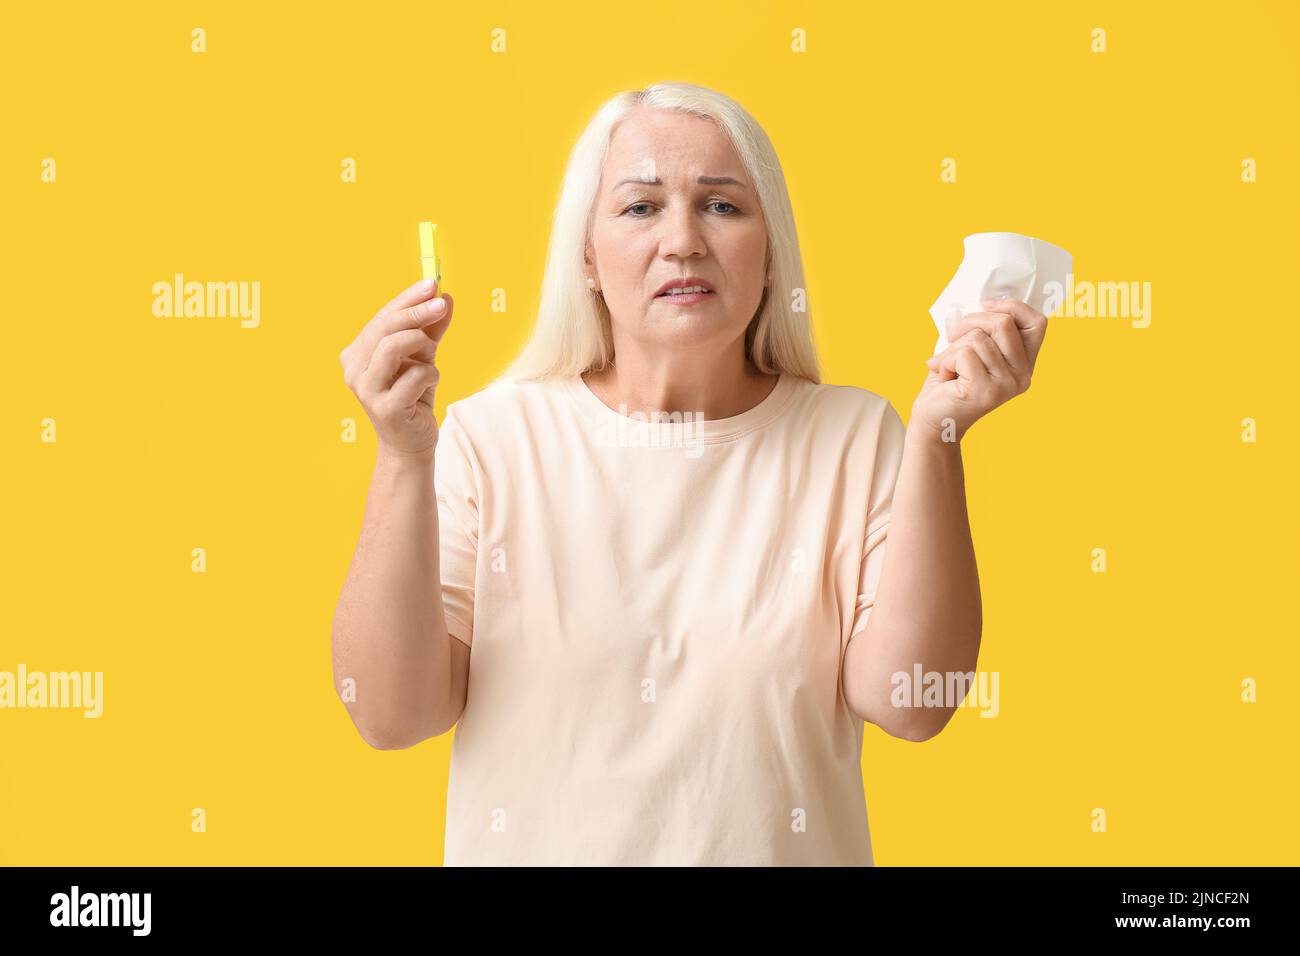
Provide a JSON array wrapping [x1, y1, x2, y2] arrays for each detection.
[[414, 292, 454, 363], [378, 276, 441, 320], [388, 359, 441, 411], [933, 329, 993, 377], [935, 338, 982, 379], [396, 293, 455, 366], [945, 311, 1030, 383], [356, 327, 445, 403], [961, 327, 1019, 398], [979, 297, 1047, 367], [341, 278, 441, 368], [946, 344, 991, 399], [349, 295, 451, 378]]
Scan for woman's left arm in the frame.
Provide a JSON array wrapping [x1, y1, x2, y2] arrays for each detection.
[[842, 297, 1048, 741]]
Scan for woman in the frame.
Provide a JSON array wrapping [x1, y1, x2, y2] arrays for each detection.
[[332, 82, 1047, 866]]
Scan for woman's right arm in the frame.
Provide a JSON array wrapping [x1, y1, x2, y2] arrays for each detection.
[[331, 278, 468, 750]]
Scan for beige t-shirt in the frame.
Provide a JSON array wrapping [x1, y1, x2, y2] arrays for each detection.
[[434, 370, 907, 866]]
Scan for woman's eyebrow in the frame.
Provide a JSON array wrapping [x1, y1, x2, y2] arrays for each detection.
[[613, 175, 746, 188]]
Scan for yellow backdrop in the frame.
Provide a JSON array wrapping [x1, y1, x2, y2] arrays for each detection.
[[2, 0, 1296, 865]]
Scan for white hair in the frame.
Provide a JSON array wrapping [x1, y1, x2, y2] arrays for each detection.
[[491, 82, 822, 386]]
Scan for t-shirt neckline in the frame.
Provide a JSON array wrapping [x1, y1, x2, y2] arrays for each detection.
[[563, 370, 798, 443]]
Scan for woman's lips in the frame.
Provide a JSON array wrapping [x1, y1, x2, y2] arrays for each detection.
[[655, 290, 716, 304]]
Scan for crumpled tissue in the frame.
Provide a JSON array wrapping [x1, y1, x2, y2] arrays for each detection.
[[929, 232, 1072, 356]]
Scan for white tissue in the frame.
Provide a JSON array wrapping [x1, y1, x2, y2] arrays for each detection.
[[929, 232, 1073, 356]]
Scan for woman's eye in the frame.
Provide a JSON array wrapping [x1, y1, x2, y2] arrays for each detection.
[[623, 201, 739, 217]]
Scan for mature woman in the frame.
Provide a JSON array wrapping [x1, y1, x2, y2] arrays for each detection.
[[332, 82, 1047, 866]]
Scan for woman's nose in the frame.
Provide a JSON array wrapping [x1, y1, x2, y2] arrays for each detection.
[[658, 203, 707, 259]]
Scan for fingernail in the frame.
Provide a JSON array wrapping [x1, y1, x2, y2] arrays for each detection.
[[421, 278, 436, 292], [431, 298, 446, 313]]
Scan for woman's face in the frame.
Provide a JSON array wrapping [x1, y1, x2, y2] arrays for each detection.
[[586, 107, 769, 359]]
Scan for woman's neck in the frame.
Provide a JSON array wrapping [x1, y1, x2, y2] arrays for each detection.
[[582, 355, 778, 421]]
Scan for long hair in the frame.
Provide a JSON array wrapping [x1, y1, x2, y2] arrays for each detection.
[[491, 81, 821, 385]]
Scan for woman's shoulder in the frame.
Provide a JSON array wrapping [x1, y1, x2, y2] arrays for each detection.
[[788, 376, 904, 432], [442, 376, 572, 432], [785, 379, 907, 472]]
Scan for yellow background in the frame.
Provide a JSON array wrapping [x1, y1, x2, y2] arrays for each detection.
[[2, 0, 1296, 865]]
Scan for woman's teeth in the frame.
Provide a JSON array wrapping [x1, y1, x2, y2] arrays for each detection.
[[661, 286, 712, 296]]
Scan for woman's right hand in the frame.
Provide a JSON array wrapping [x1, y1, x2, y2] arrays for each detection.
[[339, 278, 455, 461]]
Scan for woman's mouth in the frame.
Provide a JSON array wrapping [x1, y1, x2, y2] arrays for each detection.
[[655, 287, 716, 304]]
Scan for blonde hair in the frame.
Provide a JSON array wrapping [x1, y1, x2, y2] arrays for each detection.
[[491, 81, 821, 386]]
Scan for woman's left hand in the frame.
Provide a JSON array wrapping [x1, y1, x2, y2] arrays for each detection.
[[910, 296, 1048, 443]]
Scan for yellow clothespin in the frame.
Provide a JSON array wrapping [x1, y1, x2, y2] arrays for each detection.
[[418, 221, 441, 282]]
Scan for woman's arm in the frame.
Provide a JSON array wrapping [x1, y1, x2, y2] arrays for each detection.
[[843, 296, 1047, 741], [842, 429, 980, 741], [331, 447, 469, 749]]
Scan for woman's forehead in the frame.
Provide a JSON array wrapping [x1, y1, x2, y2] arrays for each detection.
[[603, 130, 748, 192], [604, 115, 749, 190]]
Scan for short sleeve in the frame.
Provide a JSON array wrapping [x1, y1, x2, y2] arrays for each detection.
[[849, 401, 907, 638], [434, 404, 479, 648]]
